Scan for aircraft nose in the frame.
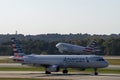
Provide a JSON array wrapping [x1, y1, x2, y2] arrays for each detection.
[[56, 43, 61, 48], [104, 61, 109, 67], [56, 43, 66, 50], [56, 44, 59, 48]]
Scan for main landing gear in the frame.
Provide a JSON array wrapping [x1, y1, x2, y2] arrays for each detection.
[[45, 71, 51, 74], [62, 69, 68, 74], [45, 66, 51, 74]]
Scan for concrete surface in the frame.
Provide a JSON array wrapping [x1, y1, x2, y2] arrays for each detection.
[[0, 71, 119, 80]]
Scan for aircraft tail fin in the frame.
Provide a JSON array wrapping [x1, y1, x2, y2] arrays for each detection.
[[84, 39, 97, 53], [11, 37, 25, 62]]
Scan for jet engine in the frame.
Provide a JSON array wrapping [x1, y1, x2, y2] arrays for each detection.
[[47, 65, 60, 72]]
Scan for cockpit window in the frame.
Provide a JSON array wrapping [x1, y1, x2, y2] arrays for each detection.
[[87, 56, 105, 62], [96, 58, 105, 61]]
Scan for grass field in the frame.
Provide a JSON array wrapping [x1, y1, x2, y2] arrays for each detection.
[[106, 59, 120, 65], [0, 67, 44, 71], [0, 58, 14, 63]]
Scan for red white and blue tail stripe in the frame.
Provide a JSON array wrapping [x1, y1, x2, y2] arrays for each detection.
[[11, 37, 25, 62], [84, 39, 97, 53]]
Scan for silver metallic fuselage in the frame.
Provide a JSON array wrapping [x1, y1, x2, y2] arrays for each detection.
[[56, 42, 87, 53], [23, 55, 108, 68]]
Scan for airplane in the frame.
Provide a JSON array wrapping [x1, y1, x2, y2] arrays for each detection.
[[56, 39, 100, 53], [10, 37, 108, 75]]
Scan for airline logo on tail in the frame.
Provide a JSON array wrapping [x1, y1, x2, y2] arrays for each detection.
[[11, 37, 25, 62], [84, 39, 97, 53]]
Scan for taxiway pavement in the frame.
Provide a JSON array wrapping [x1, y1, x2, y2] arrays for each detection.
[[0, 71, 119, 80]]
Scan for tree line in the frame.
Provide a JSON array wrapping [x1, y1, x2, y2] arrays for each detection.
[[0, 35, 119, 56]]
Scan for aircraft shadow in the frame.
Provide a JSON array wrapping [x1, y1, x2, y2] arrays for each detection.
[[35, 73, 93, 77]]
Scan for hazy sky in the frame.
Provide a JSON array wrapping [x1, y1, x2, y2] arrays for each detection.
[[0, 0, 120, 35]]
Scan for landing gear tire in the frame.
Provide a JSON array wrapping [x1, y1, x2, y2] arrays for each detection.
[[94, 72, 98, 75], [62, 70, 68, 74], [45, 71, 51, 74], [94, 68, 98, 75]]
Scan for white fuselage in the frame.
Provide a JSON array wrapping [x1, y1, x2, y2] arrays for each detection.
[[56, 42, 86, 53], [22, 55, 108, 68]]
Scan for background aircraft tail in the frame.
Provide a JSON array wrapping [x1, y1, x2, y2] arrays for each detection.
[[84, 39, 97, 53], [11, 37, 25, 62]]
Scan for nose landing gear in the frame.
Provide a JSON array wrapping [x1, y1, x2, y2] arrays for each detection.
[[94, 68, 98, 75]]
